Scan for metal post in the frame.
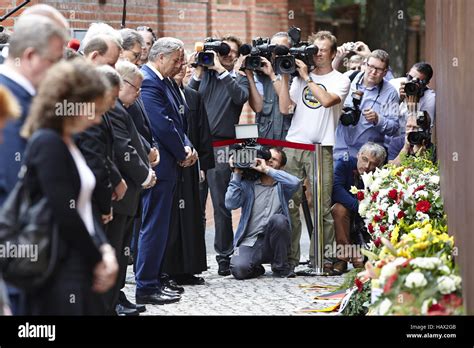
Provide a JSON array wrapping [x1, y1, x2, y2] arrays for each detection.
[[313, 144, 324, 275]]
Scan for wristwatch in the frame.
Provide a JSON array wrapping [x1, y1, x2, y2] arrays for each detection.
[[271, 75, 281, 83], [305, 76, 313, 84]]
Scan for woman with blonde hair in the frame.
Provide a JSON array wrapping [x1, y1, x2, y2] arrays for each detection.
[[20, 59, 118, 315]]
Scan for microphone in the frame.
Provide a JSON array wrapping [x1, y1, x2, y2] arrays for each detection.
[[67, 38, 81, 52]]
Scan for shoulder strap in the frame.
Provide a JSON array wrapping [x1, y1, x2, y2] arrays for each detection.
[[348, 70, 360, 83]]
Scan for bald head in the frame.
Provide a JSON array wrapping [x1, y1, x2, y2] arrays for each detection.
[[22, 4, 69, 31]]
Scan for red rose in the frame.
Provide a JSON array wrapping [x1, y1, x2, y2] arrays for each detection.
[[374, 237, 382, 247], [414, 185, 426, 193], [371, 192, 379, 202], [379, 209, 386, 217], [405, 176, 410, 183], [416, 200, 431, 213], [373, 215, 381, 222], [388, 189, 398, 200], [397, 211, 406, 219], [380, 225, 387, 233], [368, 223, 374, 234], [357, 191, 365, 201], [355, 278, 364, 292], [428, 303, 446, 315], [383, 273, 398, 293], [441, 294, 463, 308]]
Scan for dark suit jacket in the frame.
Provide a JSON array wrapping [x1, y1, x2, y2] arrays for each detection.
[[24, 129, 105, 267], [140, 64, 191, 181], [109, 100, 150, 216], [332, 157, 361, 213], [126, 96, 157, 155], [0, 75, 33, 206], [75, 115, 122, 216]]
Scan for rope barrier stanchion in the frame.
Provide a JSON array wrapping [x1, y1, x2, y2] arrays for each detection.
[[313, 144, 324, 275]]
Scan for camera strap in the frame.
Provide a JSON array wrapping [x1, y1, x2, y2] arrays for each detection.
[[355, 72, 384, 109]]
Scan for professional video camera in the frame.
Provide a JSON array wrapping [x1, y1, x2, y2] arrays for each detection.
[[340, 90, 364, 126], [240, 37, 275, 71], [231, 124, 271, 181], [407, 111, 431, 145], [404, 76, 427, 99], [195, 38, 231, 67], [286, 26, 317, 76]]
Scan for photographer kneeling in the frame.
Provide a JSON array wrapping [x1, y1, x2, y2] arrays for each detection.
[[388, 111, 434, 166], [225, 147, 300, 280]]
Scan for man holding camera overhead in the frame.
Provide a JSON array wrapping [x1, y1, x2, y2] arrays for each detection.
[[189, 36, 249, 276], [279, 30, 350, 275], [334, 49, 400, 161]]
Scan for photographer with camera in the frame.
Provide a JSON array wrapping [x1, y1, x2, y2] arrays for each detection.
[[389, 62, 436, 136], [334, 50, 400, 161], [243, 32, 293, 140], [388, 111, 434, 166], [225, 147, 300, 279], [279, 30, 350, 274], [189, 35, 249, 276], [331, 143, 386, 274]]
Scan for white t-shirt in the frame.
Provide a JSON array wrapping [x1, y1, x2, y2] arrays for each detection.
[[286, 70, 350, 146]]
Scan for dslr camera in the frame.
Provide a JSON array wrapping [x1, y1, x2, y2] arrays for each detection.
[[404, 77, 427, 98], [195, 38, 231, 67], [340, 90, 364, 126], [231, 124, 271, 181], [407, 111, 431, 145]]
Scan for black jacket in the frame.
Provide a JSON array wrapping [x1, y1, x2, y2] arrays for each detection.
[[24, 129, 105, 267], [108, 100, 150, 217], [126, 96, 157, 155], [74, 115, 122, 216]]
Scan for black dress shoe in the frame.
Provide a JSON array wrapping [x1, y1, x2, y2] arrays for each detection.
[[161, 285, 181, 297], [175, 274, 205, 286], [272, 268, 296, 278], [115, 304, 140, 316], [119, 291, 146, 313], [164, 279, 185, 293], [136, 292, 181, 305]]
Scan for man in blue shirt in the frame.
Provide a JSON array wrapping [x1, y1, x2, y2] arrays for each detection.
[[334, 50, 400, 160], [331, 142, 386, 274], [225, 147, 300, 279]]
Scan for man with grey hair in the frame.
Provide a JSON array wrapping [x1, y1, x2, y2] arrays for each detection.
[[136, 37, 195, 305], [334, 49, 400, 160], [81, 22, 123, 51], [0, 14, 67, 315], [331, 142, 386, 273], [119, 28, 144, 66]]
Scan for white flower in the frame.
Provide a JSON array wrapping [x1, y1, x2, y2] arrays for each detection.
[[411, 228, 423, 239], [429, 175, 440, 185], [437, 276, 457, 294], [350, 186, 359, 194], [393, 257, 408, 267], [361, 172, 374, 188], [359, 201, 368, 216], [416, 211, 430, 221], [405, 271, 428, 289], [409, 257, 442, 270], [439, 265, 451, 275], [380, 262, 397, 284], [378, 298, 392, 315], [370, 178, 382, 193], [414, 190, 429, 199], [387, 205, 400, 224], [450, 275, 462, 288], [379, 168, 391, 179]]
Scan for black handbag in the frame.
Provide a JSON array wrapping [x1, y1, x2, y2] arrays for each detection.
[[0, 162, 59, 290]]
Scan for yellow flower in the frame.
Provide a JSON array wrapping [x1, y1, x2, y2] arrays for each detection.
[[391, 226, 400, 245]]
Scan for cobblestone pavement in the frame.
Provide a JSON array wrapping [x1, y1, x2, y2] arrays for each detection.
[[123, 222, 346, 316]]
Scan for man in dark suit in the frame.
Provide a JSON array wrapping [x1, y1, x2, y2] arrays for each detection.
[[136, 37, 196, 305], [0, 14, 67, 315]]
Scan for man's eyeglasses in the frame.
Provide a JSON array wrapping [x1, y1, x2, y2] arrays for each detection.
[[129, 50, 141, 60], [124, 80, 141, 93], [365, 63, 386, 74]]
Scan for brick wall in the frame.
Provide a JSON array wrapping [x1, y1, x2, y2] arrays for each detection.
[[0, 0, 316, 123]]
